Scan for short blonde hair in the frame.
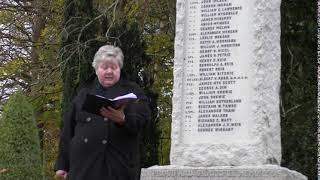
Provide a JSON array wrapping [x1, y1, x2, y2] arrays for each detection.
[[92, 45, 124, 69]]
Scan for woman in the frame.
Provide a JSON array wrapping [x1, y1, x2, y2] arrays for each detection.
[[55, 45, 151, 180]]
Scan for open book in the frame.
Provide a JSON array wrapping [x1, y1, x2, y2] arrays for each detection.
[[82, 93, 137, 115]]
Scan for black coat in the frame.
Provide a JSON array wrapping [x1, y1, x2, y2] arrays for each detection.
[[55, 78, 151, 180]]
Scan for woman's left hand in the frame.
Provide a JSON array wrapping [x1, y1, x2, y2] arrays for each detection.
[[100, 105, 125, 125]]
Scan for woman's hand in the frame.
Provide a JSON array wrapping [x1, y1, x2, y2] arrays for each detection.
[[55, 170, 67, 179], [100, 105, 126, 125]]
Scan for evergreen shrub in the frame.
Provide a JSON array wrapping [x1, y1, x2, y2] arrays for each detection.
[[0, 92, 42, 179]]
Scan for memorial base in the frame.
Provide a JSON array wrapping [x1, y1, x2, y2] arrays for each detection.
[[140, 165, 307, 180]]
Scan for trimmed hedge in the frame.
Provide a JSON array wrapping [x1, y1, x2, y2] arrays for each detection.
[[0, 92, 42, 179]]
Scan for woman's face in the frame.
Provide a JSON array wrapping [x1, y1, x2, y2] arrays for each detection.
[[96, 58, 121, 87]]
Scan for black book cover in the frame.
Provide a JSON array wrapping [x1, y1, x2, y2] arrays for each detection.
[[81, 93, 137, 115]]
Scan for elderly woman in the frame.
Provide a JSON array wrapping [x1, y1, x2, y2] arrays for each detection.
[[55, 45, 151, 180]]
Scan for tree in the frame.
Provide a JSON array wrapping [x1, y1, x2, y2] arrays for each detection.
[[0, 1, 64, 178], [280, 0, 317, 179], [0, 0, 62, 104], [0, 92, 42, 179], [142, 0, 176, 165], [59, 0, 98, 112]]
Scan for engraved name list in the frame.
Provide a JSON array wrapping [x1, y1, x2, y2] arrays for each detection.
[[182, 0, 253, 143]]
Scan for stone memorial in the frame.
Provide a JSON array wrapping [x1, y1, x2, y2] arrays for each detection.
[[141, 0, 307, 179]]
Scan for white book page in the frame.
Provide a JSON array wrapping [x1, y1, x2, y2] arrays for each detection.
[[110, 93, 137, 101]]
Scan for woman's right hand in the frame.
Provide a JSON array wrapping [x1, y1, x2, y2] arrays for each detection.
[[55, 170, 68, 179]]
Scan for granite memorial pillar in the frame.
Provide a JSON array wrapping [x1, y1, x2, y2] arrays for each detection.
[[141, 0, 307, 179]]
